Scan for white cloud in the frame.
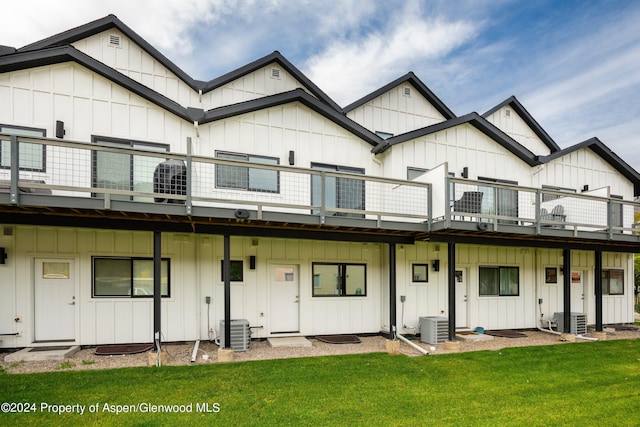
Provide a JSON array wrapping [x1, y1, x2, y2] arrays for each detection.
[[304, 15, 477, 106]]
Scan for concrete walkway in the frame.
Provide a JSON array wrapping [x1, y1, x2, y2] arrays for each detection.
[[4, 345, 80, 362]]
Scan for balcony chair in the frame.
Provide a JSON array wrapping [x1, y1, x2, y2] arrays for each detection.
[[452, 191, 483, 220], [540, 204, 566, 228]]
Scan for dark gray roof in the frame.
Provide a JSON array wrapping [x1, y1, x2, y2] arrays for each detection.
[[342, 72, 456, 119], [0, 45, 193, 121], [16, 15, 341, 110], [483, 96, 560, 153], [373, 112, 539, 166], [17, 14, 204, 90], [200, 88, 381, 147], [201, 51, 342, 111], [0, 45, 16, 56], [539, 137, 640, 195]]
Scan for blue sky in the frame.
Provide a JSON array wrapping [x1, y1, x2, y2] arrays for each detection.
[[2, 0, 639, 171]]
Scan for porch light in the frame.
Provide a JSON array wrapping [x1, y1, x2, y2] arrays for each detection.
[[432, 259, 440, 272], [0, 247, 6, 264], [461, 167, 469, 178]]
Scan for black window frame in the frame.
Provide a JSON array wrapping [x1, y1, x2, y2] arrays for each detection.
[[479, 266, 520, 297], [602, 269, 624, 295], [91, 135, 169, 200], [312, 262, 367, 297], [311, 162, 365, 218], [541, 185, 576, 202], [220, 260, 244, 282], [0, 124, 47, 172], [92, 256, 171, 298], [412, 264, 429, 283], [478, 176, 519, 225], [215, 150, 280, 193]]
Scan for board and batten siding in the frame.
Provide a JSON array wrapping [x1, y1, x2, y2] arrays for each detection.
[[6, 226, 199, 346], [71, 29, 200, 108], [534, 149, 635, 200], [346, 83, 448, 137], [201, 63, 313, 111], [0, 63, 193, 151], [386, 124, 532, 183], [198, 236, 384, 339], [198, 102, 379, 172], [484, 106, 552, 156]]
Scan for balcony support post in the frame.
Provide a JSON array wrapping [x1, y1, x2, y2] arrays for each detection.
[[10, 135, 19, 205], [562, 248, 571, 333], [153, 230, 162, 352], [594, 250, 603, 332], [186, 137, 193, 216], [389, 243, 397, 339], [447, 242, 456, 341], [223, 234, 231, 349]]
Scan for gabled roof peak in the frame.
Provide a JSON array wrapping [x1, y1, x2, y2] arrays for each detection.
[[483, 96, 560, 153], [342, 72, 456, 119]]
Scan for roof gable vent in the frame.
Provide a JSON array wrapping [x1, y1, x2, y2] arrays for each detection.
[[403, 86, 411, 97], [108, 34, 121, 48], [271, 68, 281, 79], [505, 109, 511, 117]]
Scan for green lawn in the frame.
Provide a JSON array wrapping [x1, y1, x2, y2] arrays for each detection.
[[1, 340, 639, 426]]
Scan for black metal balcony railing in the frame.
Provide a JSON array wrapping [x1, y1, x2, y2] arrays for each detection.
[[1, 134, 639, 238]]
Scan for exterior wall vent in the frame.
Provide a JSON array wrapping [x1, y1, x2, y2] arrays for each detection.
[[108, 34, 121, 48], [403, 86, 411, 97], [3, 226, 13, 236], [505, 109, 511, 117], [271, 68, 281, 79]]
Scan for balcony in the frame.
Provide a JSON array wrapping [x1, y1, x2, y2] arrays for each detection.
[[0, 134, 638, 248]]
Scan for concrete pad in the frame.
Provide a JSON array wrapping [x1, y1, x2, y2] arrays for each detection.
[[456, 332, 494, 342], [267, 336, 312, 348], [4, 345, 80, 362]]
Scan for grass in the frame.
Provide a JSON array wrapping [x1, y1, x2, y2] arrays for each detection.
[[1, 340, 639, 426]]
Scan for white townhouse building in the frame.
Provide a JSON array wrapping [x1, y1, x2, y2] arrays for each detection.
[[0, 15, 639, 350]]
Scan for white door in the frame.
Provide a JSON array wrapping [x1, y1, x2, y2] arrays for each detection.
[[34, 258, 76, 341], [270, 265, 299, 333], [570, 271, 586, 313], [455, 269, 468, 328]]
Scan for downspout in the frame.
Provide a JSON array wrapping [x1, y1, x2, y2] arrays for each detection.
[[397, 334, 429, 355]]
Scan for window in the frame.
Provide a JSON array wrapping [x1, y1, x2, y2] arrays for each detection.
[[215, 151, 279, 193], [602, 269, 624, 295], [541, 185, 576, 203], [478, 177, 518, 224], [311, 163, 365, 217], [92, 136, 169, 201], [407, 167, 428, 180], [479, 266, 519, 296], [312, 263, 366, 296], [412, 264, 429, 282], [220, 260, 244, 282], [376, 131, 394, 140], [0, 124, 46, 171], [93, 257, 170, 297]]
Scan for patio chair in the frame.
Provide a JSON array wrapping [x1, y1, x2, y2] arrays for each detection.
[[452, 191, 483, 220], [540, 204, 566, 228]]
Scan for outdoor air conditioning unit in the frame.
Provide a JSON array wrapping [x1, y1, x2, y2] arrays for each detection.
[[219, 319, 251, 351], [419, 316, 448, 344], [553, 312, 587, 335], [153, 159, 186, 204]]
